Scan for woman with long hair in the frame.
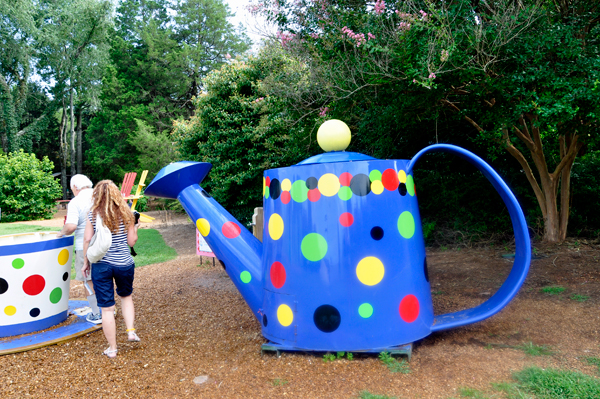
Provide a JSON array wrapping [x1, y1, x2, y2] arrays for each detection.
[[82, 180, 140, 358]]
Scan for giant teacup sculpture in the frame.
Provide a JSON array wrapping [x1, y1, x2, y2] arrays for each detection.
[[145, 120, 531, 354], [0, 233, 101, 355]]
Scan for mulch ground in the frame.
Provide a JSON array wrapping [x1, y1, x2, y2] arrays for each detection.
[[1, 214, 599, 398]]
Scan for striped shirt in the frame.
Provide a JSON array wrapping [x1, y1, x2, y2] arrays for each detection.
[[88, 211, 134, 267]]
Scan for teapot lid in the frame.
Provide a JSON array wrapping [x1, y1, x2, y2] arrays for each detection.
[[296, 120, 376, 165]]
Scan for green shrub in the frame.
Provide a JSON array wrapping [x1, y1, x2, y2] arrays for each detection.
[[0, 150, 61, 222]]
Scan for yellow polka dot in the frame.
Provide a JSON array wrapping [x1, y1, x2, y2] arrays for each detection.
[[281, 178, 292, 192], [268, 214, 284, 240], [356, 257, 385, 286], [318, 173, 341, 197], [4, 306, 16, 316], [263, 177, 266, 196], [398, 170, 407, 183], [277, 304, 294, 326], [196, 218, 210, 237], [371, 180, 384, 195], [58, 248, 70, 265]]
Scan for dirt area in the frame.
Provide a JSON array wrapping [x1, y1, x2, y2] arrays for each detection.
[[1, 212, 599, 398]]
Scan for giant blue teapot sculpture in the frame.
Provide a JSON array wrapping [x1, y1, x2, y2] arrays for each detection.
[[145, 120, 531, 353]]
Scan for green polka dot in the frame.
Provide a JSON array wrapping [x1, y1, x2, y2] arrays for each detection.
[[291, 180, 309, 203], [338, 186, 353, 201], [49, 287, 62, 304], [301, 233, 328, 262], [240, 271, 252, 283], [369, 170, 382, 182], [397, 211, 416, 239], [358, 303, 374, 318], [12, 258, 25, 269], [406, 175, 415, 196], [265, 186, 270, 199]]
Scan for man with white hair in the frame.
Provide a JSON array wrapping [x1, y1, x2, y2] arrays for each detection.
[[57, 174, 102, 324]]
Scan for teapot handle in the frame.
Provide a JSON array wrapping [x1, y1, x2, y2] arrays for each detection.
[[407, 144, 531, 332]]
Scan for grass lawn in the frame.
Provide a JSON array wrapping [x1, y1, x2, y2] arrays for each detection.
[[0, 224, 177, 276]]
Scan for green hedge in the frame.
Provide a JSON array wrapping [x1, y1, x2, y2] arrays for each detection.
[[0, 150, 62, 222]]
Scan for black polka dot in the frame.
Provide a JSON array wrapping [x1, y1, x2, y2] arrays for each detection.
[[270, 179, 281, 200], [201, 189, 212, 198], [398, 183, 407, 196], [313, 305, 341, 333], [424, 257, 429, 282], [350, 174, 371, 196], [29, 308, 40, 318], [306, 177, 318, 190], [370, 227, 384, 240], [62, 272, 69, 281], [0, 278, 8, 295], [262, 314, 268, 327]]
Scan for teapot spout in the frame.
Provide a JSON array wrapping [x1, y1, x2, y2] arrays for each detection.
[[145, 162, 263, 321]]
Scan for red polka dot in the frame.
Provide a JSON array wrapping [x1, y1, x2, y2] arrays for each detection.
[[222, 221, 241, 239], [382, 169, 399, 191], [23, 275, 45, 296], [265, 176, 271, 186], [339, 212, 354, 227], [281, 191, 291, 204], [339, 172, 353, 186], [399, 294, 420, 322], [270, 261, 286, 289], [307, 188, 321, 202]]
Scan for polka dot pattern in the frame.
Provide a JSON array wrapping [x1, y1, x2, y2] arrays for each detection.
[[12, 258, 24, 269], [313, 305, 341, 333], [0, 278, 8, 295], [270, 262, 286, 289], [397, 211, 416, 239], [58, 249, 69, 265], [268, 214, 284, 240], [49, 287, 62, 304], [356, 257, 385, 286], [277, 304, 293, 327], [240, 271, 252, 284], [196, 218, 210, 237], [339, 212, 354, 227], [4, 306, 16, 316], [264, 169, 413, 204], [318, 173, 340, 197], [23, 275, 45, 296], [358, 303, 373, 318], [222, 221, 241, 239], [301, 233, 328, 262], [399, 294, 420, 322]]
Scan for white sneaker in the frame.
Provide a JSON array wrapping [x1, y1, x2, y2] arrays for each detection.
[[85, 312, 102, 324]]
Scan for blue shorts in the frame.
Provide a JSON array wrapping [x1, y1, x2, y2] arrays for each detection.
[[91, 262, 135, 308]]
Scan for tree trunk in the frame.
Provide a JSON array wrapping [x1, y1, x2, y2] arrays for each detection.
[[501, 114, 582, 243], [70, 88, 76, 176], [77, 107, 83, 173], [449, 103, 581, 243], [59, 106, 68, 199]]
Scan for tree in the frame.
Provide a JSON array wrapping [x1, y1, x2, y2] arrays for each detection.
[[85, 0, 251, 182], [37, 0, 113, 196], [253, 0, 600, 242], [173, 48, 307, 224], [0, 150, 62, 222], [0, 0, 43, 153]]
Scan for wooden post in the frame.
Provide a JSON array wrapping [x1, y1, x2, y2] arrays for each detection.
[[252, 207, 264, 242]]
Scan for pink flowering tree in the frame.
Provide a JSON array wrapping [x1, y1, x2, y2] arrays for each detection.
[[248, 0, 600, 243]]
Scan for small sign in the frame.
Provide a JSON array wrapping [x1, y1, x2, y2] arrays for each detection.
[[196, 229, 215, 257]]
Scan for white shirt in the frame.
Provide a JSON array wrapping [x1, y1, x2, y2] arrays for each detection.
[[65, 188, 93, 251]]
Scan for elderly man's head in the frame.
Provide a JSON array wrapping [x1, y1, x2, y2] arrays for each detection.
[[70, 174, 93, 195]]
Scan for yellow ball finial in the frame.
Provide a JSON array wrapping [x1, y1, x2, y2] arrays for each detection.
[[317, 119, 351, 152]]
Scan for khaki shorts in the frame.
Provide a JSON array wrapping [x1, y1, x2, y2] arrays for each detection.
[[74, 250, 92, 281]]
